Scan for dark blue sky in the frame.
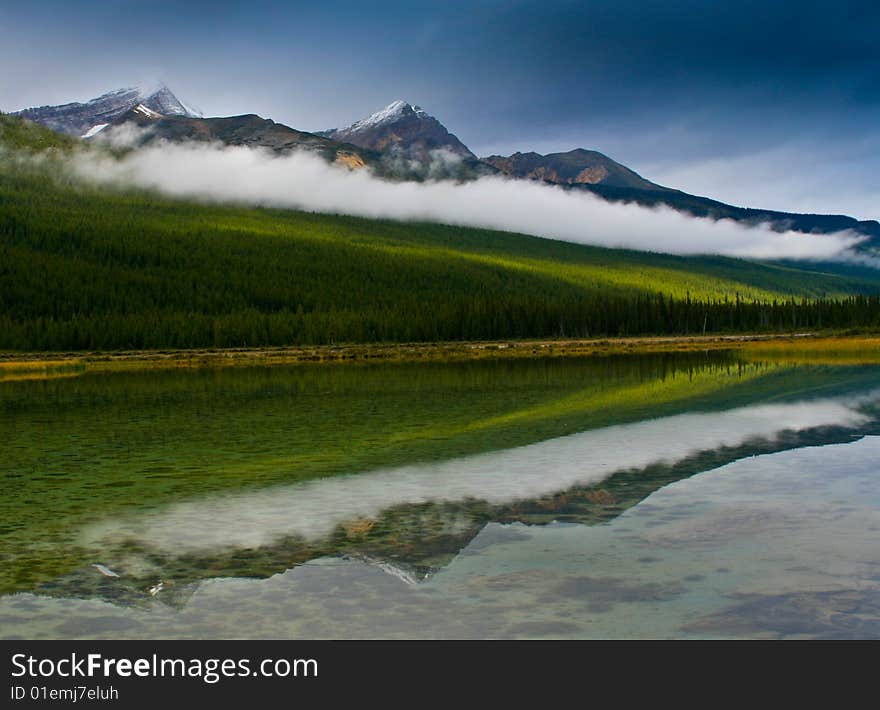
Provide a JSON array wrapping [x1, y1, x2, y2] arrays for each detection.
[[2, 0, 878, 217]]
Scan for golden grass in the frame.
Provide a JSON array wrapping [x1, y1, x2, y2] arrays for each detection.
[[0, 359, 85, 382], [1, 333, 879, 376], [738, 335, 880, 364], [0, 359, 81, 371]]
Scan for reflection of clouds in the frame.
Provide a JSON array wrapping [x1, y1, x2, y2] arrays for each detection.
[[82, 394, 876, 554]]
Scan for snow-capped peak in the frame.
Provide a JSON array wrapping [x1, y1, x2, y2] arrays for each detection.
[[13, 82, 201, 138], [79, 83, 201, 118], [348, 100, 428, 131], [136, 83, 202, 117]]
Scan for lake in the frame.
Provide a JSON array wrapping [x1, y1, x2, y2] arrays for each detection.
[[1, 350, 879, 638]]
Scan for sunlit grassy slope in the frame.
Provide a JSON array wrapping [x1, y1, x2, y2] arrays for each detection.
[[2, 113, 880, 350]]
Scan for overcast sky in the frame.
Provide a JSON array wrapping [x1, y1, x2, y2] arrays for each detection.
[[1, 0, 878, 218]]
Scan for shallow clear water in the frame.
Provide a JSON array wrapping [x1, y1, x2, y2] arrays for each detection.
[[1, 352, 879, 638]]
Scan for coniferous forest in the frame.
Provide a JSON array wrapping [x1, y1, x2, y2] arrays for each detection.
[[2, 114, 880, 351]]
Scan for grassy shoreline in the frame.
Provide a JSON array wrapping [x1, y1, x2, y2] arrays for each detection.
[[1, 332, 879, 378]]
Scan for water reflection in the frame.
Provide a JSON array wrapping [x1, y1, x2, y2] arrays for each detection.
[[2, 353, 880, 638], [79, 392, 877, 576]]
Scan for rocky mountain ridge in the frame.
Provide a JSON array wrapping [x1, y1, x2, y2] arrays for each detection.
[[11, 85, 880, 242], [13, 84, 200, 138]]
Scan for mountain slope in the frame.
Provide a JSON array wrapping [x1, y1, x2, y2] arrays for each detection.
[[483, 149, 880, 243], [483, 149, 668, 191], [12, 84, 200, 138], [102, 107, 377, 168], [2, 120, 880, 351], [320, 100, 494, 179], [0, 112, 77, 151], [576, 182, 880, 244], [11, 88, 879, 240]]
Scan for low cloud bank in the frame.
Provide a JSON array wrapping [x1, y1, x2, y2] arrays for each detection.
[[70, 141, 869, 262]]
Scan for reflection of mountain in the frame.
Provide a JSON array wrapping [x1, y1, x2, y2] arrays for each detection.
[[34, 388, 880, 608], [5, 353, 880, 605], [5, 352, 769, 592]]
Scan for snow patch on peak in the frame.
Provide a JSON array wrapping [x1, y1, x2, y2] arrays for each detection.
[[133, 104, 163, 119], [81, 123, 109, 139]]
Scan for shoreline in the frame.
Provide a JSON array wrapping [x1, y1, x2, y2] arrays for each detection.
[[1, 332, 878, 377]]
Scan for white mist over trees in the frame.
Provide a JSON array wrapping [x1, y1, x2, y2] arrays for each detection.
[[70, 141, 868, 263]]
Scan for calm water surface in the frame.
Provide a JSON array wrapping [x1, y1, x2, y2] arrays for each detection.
[[1, 352, 878, 638]]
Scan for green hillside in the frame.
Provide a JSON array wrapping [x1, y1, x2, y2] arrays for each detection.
[[0, 113, 76, 152], [2, 113, 880, 350]]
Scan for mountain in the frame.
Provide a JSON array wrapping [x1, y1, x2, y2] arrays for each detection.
[[321, 100, 475, 159], [324, 104, 879, 239], [319, 100, 494, 179], [102, 106, 376, 169], [568, 182, 880, 243], [4, 111, 880, 354], [483, 149, 668, 192], [482, 149, 880, 242], [12, 83, 201, 138], [8, 86, 880, 241]]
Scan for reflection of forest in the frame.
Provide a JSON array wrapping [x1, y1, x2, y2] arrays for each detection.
[[4, 353, 879, 606]]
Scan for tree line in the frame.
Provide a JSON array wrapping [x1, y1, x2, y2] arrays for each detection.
[[2, 294, 879, 351]]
